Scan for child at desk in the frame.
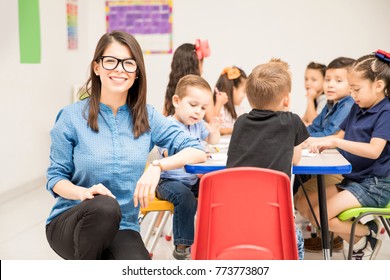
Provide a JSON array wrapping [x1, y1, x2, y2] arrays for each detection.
[[156, 75, 221, 260], [205, 66, 247, 135], [299, 50, 390, 260], [301, 62, 327, 125], [226, 58, 310, 260], [294, 57, 355, 252]]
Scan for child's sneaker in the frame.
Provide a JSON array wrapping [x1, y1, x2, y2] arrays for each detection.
[[351, 236, 382, 260], [171, 245, 191, 260], [343, 218, 383, 260], [344, 235, 382, 260]]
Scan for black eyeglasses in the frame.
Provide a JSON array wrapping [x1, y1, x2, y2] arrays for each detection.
[[99, 56, 137, 73]]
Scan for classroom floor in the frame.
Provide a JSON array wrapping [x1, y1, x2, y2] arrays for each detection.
[[0, 179, 389, 260]]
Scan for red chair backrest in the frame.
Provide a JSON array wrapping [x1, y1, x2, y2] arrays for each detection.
[[191, 167, 298, 260]]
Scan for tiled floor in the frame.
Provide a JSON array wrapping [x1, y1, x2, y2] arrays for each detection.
[[0, 179, 389, 260]]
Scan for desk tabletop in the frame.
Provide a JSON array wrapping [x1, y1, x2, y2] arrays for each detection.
[[293, 149, 351, 175], [185, 149, 351, 175]]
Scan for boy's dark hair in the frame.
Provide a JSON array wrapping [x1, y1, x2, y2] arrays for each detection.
[[327, 57, 356, 70], [307, 62, 326, 76]]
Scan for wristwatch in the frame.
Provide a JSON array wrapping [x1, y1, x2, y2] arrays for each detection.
[[151, 159, 164, 171]]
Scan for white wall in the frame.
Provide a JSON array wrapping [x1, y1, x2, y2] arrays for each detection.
[[1, 0, 389, 195]]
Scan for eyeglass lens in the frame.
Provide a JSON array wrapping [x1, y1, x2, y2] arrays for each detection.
[[101, 56, 137, 73]]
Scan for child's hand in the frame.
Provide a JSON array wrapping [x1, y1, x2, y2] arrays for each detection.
[[302, 137, 320, 149], [215, 87, 229, 106], [305, 88, 318, 100], [207, 116, 221, 133], [310, 138, 336, 154]]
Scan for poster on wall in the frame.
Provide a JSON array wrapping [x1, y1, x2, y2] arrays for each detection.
[[106, 0, 172, 54], [67, 0, 78, 50]]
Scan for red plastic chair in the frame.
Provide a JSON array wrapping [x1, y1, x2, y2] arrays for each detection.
[[191, 167, 298, 260]]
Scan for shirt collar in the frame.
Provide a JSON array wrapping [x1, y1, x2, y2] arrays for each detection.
[[99, 103, 129, 113], [357, 97, 388, 115]]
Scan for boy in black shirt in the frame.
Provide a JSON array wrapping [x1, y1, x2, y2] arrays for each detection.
[[227, 58, 309, 259]]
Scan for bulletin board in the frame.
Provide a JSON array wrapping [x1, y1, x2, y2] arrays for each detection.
[[106, 0, 173, 54]]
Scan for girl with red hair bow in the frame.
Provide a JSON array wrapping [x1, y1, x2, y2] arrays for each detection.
[[163, 39, 211, 116]]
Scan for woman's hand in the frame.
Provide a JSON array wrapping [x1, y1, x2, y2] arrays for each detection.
[[79, 183, 116, 201], [133, 164, 161, 208]]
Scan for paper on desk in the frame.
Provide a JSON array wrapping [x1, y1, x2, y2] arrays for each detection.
[[218, 137, 231, 145], [302, 149, 317, 157], [209, 153, 228, 161]]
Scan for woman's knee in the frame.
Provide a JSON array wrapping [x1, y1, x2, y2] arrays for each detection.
[[86, 195, 121, 226]]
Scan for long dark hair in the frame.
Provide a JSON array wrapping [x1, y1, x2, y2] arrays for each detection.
[[215, 67, 247, 120], [163, 43, 201, 116], [82, 31, 149, 138]]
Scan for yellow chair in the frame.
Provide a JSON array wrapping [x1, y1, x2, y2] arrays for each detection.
[[338, 202, 390, 259], [139, 197, 174, 258]]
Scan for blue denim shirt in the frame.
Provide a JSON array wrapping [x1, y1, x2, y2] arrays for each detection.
[[46, 99, 204, 232], [307, 96, 354, 137]]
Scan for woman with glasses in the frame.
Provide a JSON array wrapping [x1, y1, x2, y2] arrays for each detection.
[[45, 31, 206, 260]]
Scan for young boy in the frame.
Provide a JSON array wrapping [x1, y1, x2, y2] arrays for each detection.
[[306, 57, 356, 137], [226, 58, 309, 260], [156, 74, 221, 260], [294, 57, 356, 252]]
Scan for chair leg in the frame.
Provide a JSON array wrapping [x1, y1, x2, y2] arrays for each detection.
[[379, 217, 390, 237], [165, 223, 173, 241], [330, 232, 334, 257], [147, 211, 171, 256], [347, 217, 360, 260], [143, 212, 160, 246]]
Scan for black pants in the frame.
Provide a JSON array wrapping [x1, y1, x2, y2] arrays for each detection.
[[46, 195, 151, 260]]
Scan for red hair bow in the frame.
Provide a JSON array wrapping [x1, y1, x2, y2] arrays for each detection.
[[375, 49, 390, 63], [195, 39, 211, 60]]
